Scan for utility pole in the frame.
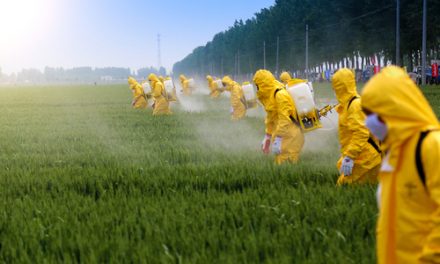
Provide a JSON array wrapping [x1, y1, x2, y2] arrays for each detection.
[[263, 41, 266, 69], [421, 0, 427, 85], [396, 0, 400, 66], [276, 36, 280, 76], [157, 34, 161, 69], [305, 24, 309, 79]]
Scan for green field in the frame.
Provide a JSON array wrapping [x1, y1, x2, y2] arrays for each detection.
[[0, 83, 438, 263]]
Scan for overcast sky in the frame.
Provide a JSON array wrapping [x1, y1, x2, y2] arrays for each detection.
[[0, 0, 274, 74]]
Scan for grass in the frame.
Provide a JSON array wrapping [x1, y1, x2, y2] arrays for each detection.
[[0, 83, 438, 263]]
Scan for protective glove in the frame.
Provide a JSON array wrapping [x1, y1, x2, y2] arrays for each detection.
[[261, 134, 271, 154], [272, 136, 282, 155], [230, 107, 234, 114], [340, 156, 354, 176]]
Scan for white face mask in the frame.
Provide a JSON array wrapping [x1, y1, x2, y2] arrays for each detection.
[[365, 114, 388, 141]]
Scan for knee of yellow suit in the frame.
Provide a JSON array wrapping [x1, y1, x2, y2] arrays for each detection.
[[336, 164, 379, 185], [275, 154, 299, 165], [232, 109, 246, 120]]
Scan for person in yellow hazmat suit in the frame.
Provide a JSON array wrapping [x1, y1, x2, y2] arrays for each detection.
[[148, 73, 172, 116], [361, 66, 440, 264], [222, 76, 246, 121], [331, 68, 381, 185], [128, 77, 148, 109], [179, 74, 192, 96], [279, 71, 306, 86], [253, 70, 304, 164], [206, 75, 221, 98]]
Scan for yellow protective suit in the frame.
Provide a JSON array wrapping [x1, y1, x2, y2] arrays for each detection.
[[253, 70, 304, 164], [149, 73, 172, 116], [179, 75, 192, 96], [207, 75, 221, 98], [279, 71, 306, 86], [222, 76, 246, 121], [128, 77, 148, 109], [362, 66, 440, 264], [332, 68, 381, 185]]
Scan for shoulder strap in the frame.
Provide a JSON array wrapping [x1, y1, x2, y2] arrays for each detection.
[[274, 88, 301, 128], [416, 131, 431, 187], [367, 137, 382, 154], [347, 96, 359, 110]]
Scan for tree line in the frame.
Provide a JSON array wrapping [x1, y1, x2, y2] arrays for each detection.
[[172, 0, 440, 77], [0, 66, 167, 85]]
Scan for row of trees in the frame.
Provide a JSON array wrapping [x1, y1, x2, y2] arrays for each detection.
[[0, 66, 167, 84], [173, 0, 440, 77]]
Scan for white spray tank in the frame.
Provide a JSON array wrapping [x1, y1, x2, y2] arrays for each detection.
[[187, 78, 196, 90], [241, 82, 257, 109], [307, 81, 314, 96], [163, 79, 177, 101], [214, 79, 224, 90], [286, 81, 322, 132], [142, 82, 152, 95], [164, 79, 174, 95]]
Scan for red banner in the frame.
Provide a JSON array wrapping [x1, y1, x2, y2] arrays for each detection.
[[432, 63, 439, 78], [374, 65, 380, 74]]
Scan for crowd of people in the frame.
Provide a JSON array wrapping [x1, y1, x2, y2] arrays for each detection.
[[128, 66, 440, 263]]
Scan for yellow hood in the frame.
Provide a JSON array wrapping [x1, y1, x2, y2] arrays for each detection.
[[149, 73, 160, 88], [222, 76, 234, 91], [206, 75, 214, 85], [362, 66, 440, 152], [128, 76, 138, 89], [332, 68, 358, 104], [253, 69, 283, 111], [179, 75, 187, 82], [280, 71, 291, 84]]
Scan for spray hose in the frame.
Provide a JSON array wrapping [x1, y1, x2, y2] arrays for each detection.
[[317, 104, 338, 131], [318, 104, 338, 117]]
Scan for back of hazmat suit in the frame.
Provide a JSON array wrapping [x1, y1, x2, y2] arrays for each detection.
[[279, 71, 306, 86], [362, 66, 440, 264], [253, 70, 304, 164], [207, 75, 221, 98], [149, 73, 172, 116], [332, 68, 381, 185], [222, 76, 246, 121], [179, 75, 192, 96], [128, 76, 148, 109]]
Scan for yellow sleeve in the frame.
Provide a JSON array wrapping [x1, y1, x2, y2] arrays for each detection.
[[230, 85, 242, 110], [134, 85, 144, 100], [210, 81, 216, 93], [265, 110, 276, 135], [152, 82, 163, 98], [344, 99, 370, 159], [420, 132, 440, 262], [274, 90, 295, 137]]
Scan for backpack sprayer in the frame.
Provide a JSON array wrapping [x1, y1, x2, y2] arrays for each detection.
[[286, 80, 337, 132], [241, 82, 258, 109]]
